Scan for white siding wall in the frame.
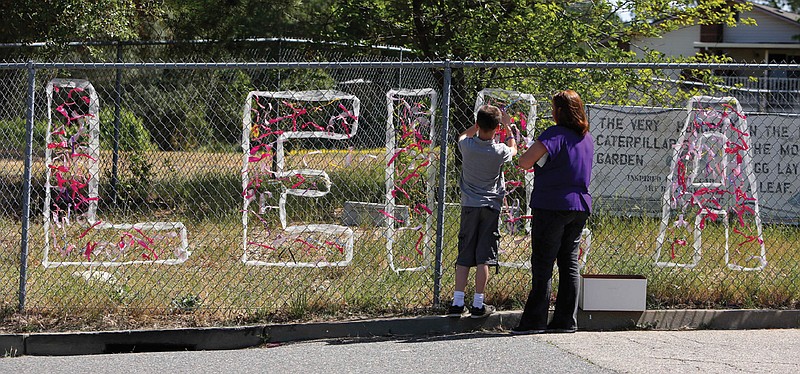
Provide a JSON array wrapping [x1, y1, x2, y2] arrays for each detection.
[[724, 10, 800, 43], [633, 25, 700, 59]]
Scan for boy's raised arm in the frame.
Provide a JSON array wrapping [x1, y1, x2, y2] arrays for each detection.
[[458, 124, 478, 142], [501, 112, 517, 157]]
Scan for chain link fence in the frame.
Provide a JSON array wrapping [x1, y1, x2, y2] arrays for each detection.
[[1, 60, 799, 329], [0, 66, 27, 317]]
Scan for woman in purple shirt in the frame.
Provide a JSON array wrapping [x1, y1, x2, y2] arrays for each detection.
[[512, 90, 593, 334]]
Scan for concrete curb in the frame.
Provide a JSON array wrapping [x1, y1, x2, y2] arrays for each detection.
[[3, 309, 799, 356], [0, 334, 24, 357], [23, 326, 265, 356]]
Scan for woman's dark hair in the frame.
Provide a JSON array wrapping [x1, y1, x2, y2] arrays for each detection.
[[552, 90, 589, 136]]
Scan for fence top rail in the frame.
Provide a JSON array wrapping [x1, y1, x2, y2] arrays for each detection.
[[0, 62, 30, 69], [456, 61, 800, 70], [0, 60, 798, 70], [0, 61, 447, 70]]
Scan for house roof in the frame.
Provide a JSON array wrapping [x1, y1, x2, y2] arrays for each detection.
[[746, 1, 800, 24], [693, 42, 800, 49], [625, 1, 800, 39]]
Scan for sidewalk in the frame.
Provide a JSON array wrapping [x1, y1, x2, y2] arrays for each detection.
[[541, 329, 800, 373], [1, 309, 798, 357]]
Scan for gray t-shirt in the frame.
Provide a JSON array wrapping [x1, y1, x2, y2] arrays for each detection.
[[458, 135, 514, 211]]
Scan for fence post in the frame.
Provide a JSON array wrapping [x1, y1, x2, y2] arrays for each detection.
[[398, 50, 403, 88], [19, 61, 36, 312], [110, 41, 123, 204], [433, 60, 452, 307]]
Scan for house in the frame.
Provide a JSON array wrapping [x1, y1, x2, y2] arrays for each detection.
[[631, 1, 800, 112]]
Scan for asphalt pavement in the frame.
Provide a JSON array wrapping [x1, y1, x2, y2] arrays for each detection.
[[1, 309, 799, 373], [1, 329, 799, 373]]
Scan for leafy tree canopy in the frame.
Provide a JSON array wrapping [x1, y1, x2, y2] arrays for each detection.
[[159, 0, 328, 40], [0, 0, 162, 44], [1, 0, 756, 62], [313, 0, 753, 61]]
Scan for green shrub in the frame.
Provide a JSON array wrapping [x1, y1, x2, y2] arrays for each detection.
[[96, 107, 155, 208], [0, 117, 49, 155], [279, 69, 335, 91], [99, 106, 155, 152], [130, 73, 217, 151], [210, 69, 254, 146]]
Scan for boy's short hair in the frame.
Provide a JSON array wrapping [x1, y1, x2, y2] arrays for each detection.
[[476, 105, 502, 132]]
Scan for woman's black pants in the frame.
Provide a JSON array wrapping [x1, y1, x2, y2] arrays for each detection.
[[518, 208, 589, 330]]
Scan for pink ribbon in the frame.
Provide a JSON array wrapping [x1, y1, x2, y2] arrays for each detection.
[[78, 220, 103, 239], [378, 209, 405, 224]]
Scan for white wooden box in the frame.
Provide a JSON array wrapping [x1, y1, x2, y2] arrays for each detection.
[[579, 274, 647, 311]]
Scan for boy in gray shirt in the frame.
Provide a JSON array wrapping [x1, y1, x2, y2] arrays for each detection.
[[448, 105, 517, 318]]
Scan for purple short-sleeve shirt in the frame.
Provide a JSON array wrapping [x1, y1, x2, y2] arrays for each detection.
[[530, 126, 593, 212]]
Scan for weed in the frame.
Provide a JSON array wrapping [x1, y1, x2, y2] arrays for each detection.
[[110, 285, 131, 305], [0, 304, 16, 320], [286, 291, 309, 320], [635, 321, 658, 330], [171, 295, 203, 313]]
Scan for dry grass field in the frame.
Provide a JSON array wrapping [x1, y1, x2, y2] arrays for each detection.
[[0, 148, 798, 332]]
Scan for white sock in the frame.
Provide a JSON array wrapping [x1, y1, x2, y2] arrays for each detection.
[[452, 291, 465, 306], [473, 293, 485, 308]]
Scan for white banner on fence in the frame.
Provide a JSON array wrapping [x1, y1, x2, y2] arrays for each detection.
[[587, 105, 800, 223]]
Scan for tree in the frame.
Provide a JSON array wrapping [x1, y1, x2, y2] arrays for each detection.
[[0, 0, 162, 47], [0, 0, 760, 147], [313, 0, 753, 134], [159, 0, 329, 41]]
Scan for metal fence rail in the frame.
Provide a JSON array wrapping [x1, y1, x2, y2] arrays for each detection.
[[1, 60, 799, 326]]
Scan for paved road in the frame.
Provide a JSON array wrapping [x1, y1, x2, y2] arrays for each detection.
[[2, 329, 798, 373]]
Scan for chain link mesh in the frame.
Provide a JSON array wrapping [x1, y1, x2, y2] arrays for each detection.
[[0, 68, 27, 316], [447, 64, 800, 310], [1, 59, 798, 328]]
